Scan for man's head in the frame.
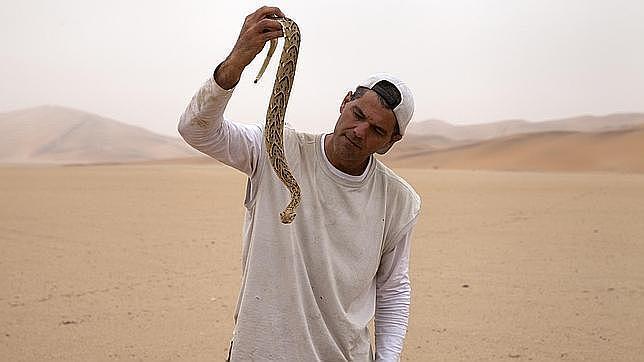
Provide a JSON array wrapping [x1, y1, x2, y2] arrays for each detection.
[[329, 73, 414, 169]]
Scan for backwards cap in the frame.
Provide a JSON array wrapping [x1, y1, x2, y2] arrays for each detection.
[[357, 72, 415, 136]]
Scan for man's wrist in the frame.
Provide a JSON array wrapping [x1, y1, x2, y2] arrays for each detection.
[[213, 57, 245, 90]]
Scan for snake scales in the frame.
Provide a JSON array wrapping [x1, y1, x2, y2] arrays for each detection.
[[254, 17, 301, 224]]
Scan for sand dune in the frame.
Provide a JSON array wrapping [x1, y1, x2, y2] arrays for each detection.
[[382, 125, 644, 173], [3, 105, 644, 174], [0, 105, 198, 164], [408, 113, 644, 141]]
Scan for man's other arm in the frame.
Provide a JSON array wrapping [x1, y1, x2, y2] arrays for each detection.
[[375, 230, 414, 361]]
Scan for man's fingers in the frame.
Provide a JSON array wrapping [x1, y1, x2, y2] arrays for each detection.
[[253, 5, 285, 21], [261, 29, 284, 41], [256, 18, 283, 33]]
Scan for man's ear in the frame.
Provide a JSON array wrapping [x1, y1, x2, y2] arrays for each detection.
[[340, 91, 352, 113], [376, 133, 403, 154]]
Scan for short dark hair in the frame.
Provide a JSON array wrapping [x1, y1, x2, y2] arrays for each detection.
[[349, 83, 401, 136]]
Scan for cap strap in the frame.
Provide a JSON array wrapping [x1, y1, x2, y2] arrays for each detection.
[[371, 80, 401, 109]]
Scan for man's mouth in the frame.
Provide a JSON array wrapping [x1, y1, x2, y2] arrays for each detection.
[[344, 135, 362, 149]]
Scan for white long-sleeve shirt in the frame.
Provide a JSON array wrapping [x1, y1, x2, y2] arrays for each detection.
[[178, 75, 418, 361]]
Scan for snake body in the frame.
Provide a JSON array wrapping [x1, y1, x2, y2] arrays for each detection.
[[254, 17, 301, 224]]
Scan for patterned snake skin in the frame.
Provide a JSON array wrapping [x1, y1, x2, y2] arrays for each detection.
[[254, 17, 301, 224]]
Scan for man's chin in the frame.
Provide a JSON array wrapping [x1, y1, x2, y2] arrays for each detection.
[[336, 142, 356, 156], [336, 148, 366, 162]]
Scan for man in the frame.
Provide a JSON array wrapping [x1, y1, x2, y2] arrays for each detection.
[[178, 6, 420, 361]]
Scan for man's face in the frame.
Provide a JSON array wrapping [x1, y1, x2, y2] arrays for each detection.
[[330, 89, 400, 163]]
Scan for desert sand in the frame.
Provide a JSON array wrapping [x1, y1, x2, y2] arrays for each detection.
[[1, 164, 643, 361]]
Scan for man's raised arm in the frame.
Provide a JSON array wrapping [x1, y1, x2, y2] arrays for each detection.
[[177, 6, 285, 176]]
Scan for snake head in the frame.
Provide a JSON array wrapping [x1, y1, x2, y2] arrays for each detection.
[[280, 210, 296, 224]]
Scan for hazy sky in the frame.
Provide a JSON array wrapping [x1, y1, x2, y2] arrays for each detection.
[[2, 0, 644, 137]]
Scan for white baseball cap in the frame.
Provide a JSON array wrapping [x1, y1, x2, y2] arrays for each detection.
[[357, 72, 415, 136]]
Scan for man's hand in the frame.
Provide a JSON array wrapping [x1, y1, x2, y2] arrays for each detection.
[[215, 6, 285, 89]]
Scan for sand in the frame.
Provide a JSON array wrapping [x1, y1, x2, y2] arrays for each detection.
[[1, 164, 643, 361]]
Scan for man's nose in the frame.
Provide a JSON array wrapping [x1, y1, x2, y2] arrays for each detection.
[[353, 122, 368, 139]]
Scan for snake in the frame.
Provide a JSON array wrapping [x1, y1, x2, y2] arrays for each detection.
[[253, 17, 301, 224]]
